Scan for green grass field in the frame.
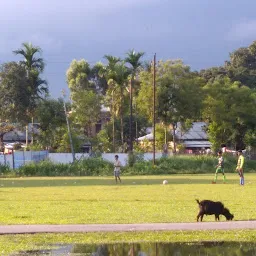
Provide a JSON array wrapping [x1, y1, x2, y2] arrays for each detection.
[[0, 174, 255, 224], [0, 174, 256, 254]]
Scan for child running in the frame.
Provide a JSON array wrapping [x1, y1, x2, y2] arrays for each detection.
[[212, 150, 226, 184]]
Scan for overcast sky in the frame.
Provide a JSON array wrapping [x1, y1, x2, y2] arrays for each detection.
[[1, 0, 256, 98]]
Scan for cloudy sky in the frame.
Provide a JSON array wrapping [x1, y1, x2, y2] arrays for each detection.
[[1, 0, 256, 98]]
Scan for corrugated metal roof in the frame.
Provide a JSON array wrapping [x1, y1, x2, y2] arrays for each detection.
[[176, 122, 208, 140]]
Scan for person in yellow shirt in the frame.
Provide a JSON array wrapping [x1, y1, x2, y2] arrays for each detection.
[[236, 150, 245, 185]]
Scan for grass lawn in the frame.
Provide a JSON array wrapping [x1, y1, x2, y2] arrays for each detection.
[[0, 173, 256, 254], [0, 174, 255, 224]]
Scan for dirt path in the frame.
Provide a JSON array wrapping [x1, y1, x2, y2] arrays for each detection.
[[0, 221, 255, 234]]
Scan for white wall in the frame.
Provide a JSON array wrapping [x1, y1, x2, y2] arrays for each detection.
[[48, 152, 163, 166], [48, 153, 90, 164], [1, 152, 164, 168]]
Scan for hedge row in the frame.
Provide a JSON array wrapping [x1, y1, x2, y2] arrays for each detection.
[[0, 155, 255, 177]]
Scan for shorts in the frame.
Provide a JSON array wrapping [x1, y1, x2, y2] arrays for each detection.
[[215, 167, 224, 174], [114, 171, 120, 177]]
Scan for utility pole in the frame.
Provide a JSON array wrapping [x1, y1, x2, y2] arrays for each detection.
[[153, 53, 156, 165], [112, 90, 115, 153], [129, 78, 133, 153], [62, 90, 75, 163]]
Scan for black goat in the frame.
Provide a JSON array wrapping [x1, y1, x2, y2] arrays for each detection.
[[196, 199, 234, 222]]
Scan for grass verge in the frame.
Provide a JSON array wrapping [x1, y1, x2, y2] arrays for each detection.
[[1, 230, 256, 254]]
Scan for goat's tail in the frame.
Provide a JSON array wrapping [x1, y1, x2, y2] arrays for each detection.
[[195, 199, 200, 204]]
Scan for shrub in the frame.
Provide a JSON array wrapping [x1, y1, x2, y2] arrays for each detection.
[[11, 154, 256, 177], [0, 163, 12, 175]]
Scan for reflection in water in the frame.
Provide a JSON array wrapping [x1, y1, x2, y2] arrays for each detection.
[[15, 242, 256, 256]]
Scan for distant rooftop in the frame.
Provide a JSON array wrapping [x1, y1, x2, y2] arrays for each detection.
[[176, 122, 208, 140]]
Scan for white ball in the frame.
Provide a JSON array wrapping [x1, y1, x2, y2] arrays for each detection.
[[163, 180, 168, 185]]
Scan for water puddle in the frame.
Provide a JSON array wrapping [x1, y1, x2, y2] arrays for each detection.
[[12, 241, 256, 255]]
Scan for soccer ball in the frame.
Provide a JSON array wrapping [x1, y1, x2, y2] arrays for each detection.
[[163, 180, 168, 185]]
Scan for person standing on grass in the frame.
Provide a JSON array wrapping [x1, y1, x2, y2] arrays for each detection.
[[114, 155, 122, 183], [212, 150, 226, 184], [236, 150, 245, 185]]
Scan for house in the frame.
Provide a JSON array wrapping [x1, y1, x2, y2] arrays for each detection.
[[3, 123, 40, 144], [137, 122, 211, 153], [175, 122, 211, 153]]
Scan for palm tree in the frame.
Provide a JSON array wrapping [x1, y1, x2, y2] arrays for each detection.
[[13, 42, 45, 72], [111, 62, 130, 147], [125, 50, 144, 152], [13, 42, 47, 102], [13, 42, 47, 146], [103, 55, 130, 150], [104, 55, 121, 70]]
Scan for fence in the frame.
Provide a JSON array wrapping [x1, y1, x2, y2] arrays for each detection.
[[0, 151, 164, 169], [0, 151, 48, 169]]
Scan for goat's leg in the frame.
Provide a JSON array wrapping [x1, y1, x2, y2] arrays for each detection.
[[215, 214, 220, 221], [200, 214, 204, 222]]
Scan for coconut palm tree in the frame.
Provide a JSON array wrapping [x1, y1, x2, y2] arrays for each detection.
[[125, 50, 144, 152]]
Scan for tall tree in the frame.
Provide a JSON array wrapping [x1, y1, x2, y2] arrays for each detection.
[[106, 61, 130, 147], [66, 59, 91, 94], [66, 59, 102, 139], [70, 90, 102, 137], [33, 98, 66, 150], [0, 62, 31, 123], [13, 42, 45, 72], [125, 49, 144, 152], [225, 41, 256, 89], [13, 42, 48, 115], [203, 76, 256, 150], [157, 60, 204, 152]]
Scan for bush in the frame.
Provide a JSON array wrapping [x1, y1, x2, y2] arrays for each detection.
[[0, 163, 13, 175], [5, 154, 256, 177], [17, 158, 113, 177]]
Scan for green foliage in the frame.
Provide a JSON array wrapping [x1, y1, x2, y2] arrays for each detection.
[[70, 90, 102, 137], [226, 41, 256, 89], [203, 77, 256, 150], [18, 158, 113, 176], [127, 151, 144, 167], [33, 98, 68, 151], [125, 155, 256, 175], [156, 60, 204, 125], [13, 42, 48, 113], [96, 129, 112, 153], [1, 155, 254, 177], [56, 129, 83, 153], [0, 62, 31, 123], [0, 163, 12, 175], [66, 59, 91, 92]]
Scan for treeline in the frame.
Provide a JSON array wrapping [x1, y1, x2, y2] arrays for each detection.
[[1, 42, 256, 153]]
